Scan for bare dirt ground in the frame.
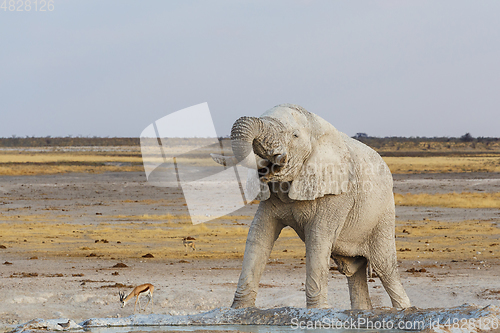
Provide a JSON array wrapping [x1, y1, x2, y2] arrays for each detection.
[[393, 173, 500, 221], [1, 172, 500, 331], [393, 172, 500, 194]]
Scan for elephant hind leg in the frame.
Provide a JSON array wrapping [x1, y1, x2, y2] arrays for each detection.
[[332, 256, 372, 310], [370, 251, 411, 309], [347, 259, 372, 310]]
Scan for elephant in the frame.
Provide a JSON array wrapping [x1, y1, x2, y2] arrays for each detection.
[[211, 103, 411, 310]]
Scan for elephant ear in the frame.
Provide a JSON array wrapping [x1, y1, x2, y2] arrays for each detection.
[[289, 121, 352, 201]]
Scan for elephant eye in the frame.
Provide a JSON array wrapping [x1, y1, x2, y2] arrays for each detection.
[[292, 132, 299, 138]]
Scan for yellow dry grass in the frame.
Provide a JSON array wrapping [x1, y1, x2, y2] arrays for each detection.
[[1, 148, 500, 175], [0, 150, 218, 176], [394, 192, 500, 209], [0, 220, 304, 260], [0, 152, 142, 163], [0, 164, 143, 176], [395, 219, 500, 261], [0, 150, 216, 165], [383, 156, 500, 174], [0, 150, 142, 175], [99, 214, 254, 224], [1, 217, 496, 262]]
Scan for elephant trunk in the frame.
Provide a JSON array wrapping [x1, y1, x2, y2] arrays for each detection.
[[230, 116, 269, 169]]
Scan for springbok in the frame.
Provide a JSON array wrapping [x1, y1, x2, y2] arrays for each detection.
[[182, 237, 196, 252], [119, 283, 154, 313]]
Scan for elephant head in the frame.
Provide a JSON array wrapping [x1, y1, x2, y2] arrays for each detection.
[[214, 104, 352, 201]]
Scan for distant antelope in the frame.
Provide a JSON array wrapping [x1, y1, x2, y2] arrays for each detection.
[[183, 237, 196, 252], [119, 283, 154, 313]]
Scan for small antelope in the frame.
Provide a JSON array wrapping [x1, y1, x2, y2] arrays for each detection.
[[183, 237, 196, 252], [119, 283, 154, 313]]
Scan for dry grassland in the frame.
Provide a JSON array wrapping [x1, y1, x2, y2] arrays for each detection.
[[383, 156, 500, 174], [0, 219, 303, 260], [395, 219, 500, 261], [0, 164, 143, 176], [394, 192, 500, 209], [1, 147, 500, 176], [1, 217, 497, 263], [99, 213, 252, 222], [372, 139, 500, 152], [0, 152, 142, 164], [0, 150, 220, 176], [0, 150, 143, 175]]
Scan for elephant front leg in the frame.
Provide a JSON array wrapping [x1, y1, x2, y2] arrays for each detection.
[[232, 208, 283, 308], [305, 228, 333, 308]]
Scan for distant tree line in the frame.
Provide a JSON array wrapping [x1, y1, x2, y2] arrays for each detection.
[[352, 132, 500, 153], [0, 136, 140, 147], [353, 133, 499, 144], [0, 134, 498, 150]]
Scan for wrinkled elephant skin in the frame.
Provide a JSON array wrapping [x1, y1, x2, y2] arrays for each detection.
[[212, 104, 411, 310]]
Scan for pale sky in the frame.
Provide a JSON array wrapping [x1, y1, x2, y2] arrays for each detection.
[[1, 0, 499, 138]]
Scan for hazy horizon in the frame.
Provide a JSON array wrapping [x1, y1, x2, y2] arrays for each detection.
[[1, 1, 499, 138], [1, 133, 495, 140]]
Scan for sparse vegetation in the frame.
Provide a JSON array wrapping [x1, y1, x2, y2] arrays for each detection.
[[0, 219, 303, 260], [1, 218, 496, 262], [1, 135, 500, 153], [1, 136, 499, 176], [0, 137, 140, 147], [384, 156, 500, 174], [353, 135, 500, 155], [395, 219, 500, 261], [394, 192, 500, 209]]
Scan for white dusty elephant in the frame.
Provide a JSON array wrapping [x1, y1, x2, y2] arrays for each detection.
[[211, 104, 411, 310]]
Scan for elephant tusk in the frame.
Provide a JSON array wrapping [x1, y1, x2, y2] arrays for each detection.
[[210, 153, 269, 169], [210, 154, 239, 167]]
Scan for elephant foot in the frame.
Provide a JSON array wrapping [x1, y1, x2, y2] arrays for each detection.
[[306, 303, 329, 309], [231, 302, 254, 309], [231, 298, 256, 309], [232, 288, 257, 309], [391, 295, 411, 309], [305, 286, 328, 309]]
